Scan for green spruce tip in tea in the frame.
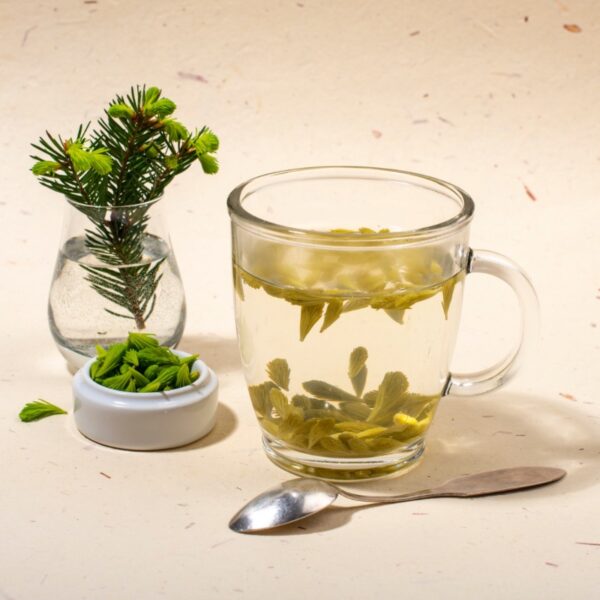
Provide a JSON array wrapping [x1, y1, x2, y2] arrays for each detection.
[[235, 265, 463, 342], [248, 350, 439, 459], [89, 332, 200, 393], [235, 229, 461, 458], [31, 85, 219, 329], [233, 228, 465, 343]]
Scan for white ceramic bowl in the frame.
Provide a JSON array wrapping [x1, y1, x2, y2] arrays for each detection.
[[73, 350, 218, 450]]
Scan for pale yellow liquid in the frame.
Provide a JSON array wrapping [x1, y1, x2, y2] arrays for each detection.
[[234, 264, 465, 475]]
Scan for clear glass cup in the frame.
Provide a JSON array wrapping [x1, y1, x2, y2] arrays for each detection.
[[49, 198, 186, 369], [228, 166, 538, 481]]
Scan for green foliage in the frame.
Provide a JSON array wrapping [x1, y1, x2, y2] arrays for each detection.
[[152, 365, 180, 388], [348, 347, 368, 379], [249, 348, 439, 458], [31, 160, 60, 176], [129, 368, 149, 387], [320, 299, 343, 332], [248, 382, 277, 416], [31, 85, 219, 327], [236, 264, 464, 342], [144, 364, 160, 380], [146, 98, 176, 118], [127, 331, 159, 349], [138, 379, 162, 393], [194, 129, 219, 153], [164, 154, 179, 169], [102, 370, 135, 391], [299, 303, 324, 341], [367, 372, 409, 425], [138, 345, 180, 366], [266, 358, 291, 391], [94, 342, 127, 378], [162, 119, 188, 142], [348, 346, 368, 397], [175, 364, 192, 387], [124, 349, 139, 366], [198, 152, 219, 174], [66, 142, 113, 174], [302, 380, 358, 403], [19, 399, 67, 422], [108, 103, 135, 119], [179, 354, 199, 367], [143, 86, 161, 106], [91, 334, 200, 393]]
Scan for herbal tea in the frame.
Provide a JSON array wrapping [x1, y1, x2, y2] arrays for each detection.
[[229, 167, 537, 481], [234, 248, 465, 478]]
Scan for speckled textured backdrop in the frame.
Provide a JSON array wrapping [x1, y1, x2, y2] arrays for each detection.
[[1, 1, 599, 598]]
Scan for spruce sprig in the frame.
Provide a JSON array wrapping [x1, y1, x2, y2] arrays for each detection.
[[31, 85, 219, 329]]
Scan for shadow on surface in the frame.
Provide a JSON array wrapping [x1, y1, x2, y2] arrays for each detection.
[[165, 402, 238, 452], [252, 391, 600, 535], [178, 334, 241, 374], [245, 505, 365, 537], [348, 390, 600, 496]]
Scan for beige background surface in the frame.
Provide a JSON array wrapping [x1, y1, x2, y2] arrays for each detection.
[[1, 1, 599, 598]]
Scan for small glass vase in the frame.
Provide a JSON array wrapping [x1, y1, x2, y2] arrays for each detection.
[[49, 197, 186, 369]]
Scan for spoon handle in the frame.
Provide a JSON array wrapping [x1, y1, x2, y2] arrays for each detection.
[[336, 487, 440, 504], [334, 466, 566, 504]]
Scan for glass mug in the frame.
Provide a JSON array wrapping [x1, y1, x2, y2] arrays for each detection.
[[228, 167, 537, 481]]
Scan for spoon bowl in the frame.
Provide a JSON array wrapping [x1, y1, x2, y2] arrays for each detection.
[[229, 478, 337, 533]]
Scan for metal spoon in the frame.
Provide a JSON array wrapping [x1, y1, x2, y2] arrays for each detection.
[[229, 466, 566, 533]]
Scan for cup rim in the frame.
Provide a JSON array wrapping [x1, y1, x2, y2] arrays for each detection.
[[227, 166, 475, 243]]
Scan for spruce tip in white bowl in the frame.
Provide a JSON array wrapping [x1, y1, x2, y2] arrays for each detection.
[[73, 350, 218, 450]]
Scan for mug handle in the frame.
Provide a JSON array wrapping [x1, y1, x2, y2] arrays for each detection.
[[445, 249, 539, 396]]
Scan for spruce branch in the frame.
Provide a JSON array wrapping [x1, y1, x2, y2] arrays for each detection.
[[31, 85, 219, 329]]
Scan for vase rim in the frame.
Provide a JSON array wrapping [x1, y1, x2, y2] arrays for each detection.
[[65, 195, 163, 211]]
